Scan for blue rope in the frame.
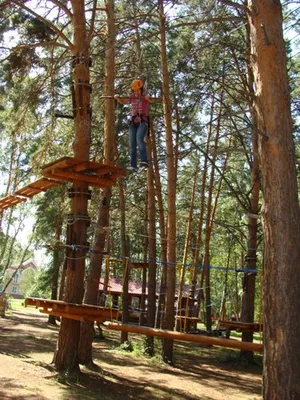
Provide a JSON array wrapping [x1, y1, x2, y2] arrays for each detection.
[[107, 254, 258, 274]]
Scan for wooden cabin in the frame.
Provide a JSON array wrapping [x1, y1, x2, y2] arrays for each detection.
[[98, 278, 200, 323]]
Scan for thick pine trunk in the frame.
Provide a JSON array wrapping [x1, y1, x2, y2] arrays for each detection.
[[78, 0, 116, 366], [53, 0, 91, 374], [145, 140, 157, 355], [150, 129, 167, 329], [240, 19, 260, 362], [248, 2, 300, 398], [195, 96, 214, 318], [176, 163, 198, 332], [158, 0, 177, 365], [119, 181, 129, 343]]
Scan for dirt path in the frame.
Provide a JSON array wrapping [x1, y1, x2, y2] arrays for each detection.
[[0, 309, 262, 399]]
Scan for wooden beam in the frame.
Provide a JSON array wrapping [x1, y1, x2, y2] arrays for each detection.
[[105, 322, 263, 353], [43, 169, 115, 187], [218, 320, 263, 332], [41, 157, 79, 174], [25, 297, 118, 320], [39, 309, 106, 323], [0, 195, 27, 210]]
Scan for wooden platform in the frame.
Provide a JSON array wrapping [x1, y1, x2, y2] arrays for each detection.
[[0, 159, 126, 212], [24, 297, 118, 323], [0, 178, 61, 212], [0, 194, 27, 211], [218, 320, 263, 333], [41, 157, 126, 188], [15, 178, 61, 198]]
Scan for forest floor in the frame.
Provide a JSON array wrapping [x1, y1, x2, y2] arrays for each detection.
[[0, 306, 263, 400]]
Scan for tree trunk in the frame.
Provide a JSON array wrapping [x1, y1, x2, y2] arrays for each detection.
[[176, 161, 198, 332], [240, 19, 260, 362], [202, 82, 224, 332], [194, 95, 214, 319], [119, 181, 129, 343], [248, 2, 300, 398], [53, 0, 91, 374], [139, 194, 148, 327], [158, 0, 177, 365], [145, 137, 157, 356], [150, 128, 167, 329], [78, 0, 116, 366], [48, 220, 63, 325]]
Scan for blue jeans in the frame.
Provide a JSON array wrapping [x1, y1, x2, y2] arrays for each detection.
[[128, 121, 148, 168]]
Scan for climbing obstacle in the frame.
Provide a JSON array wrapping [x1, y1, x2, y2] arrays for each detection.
[[41, 156, 125, 188], [105, 322, 263, 353], [0, 157, 126, 212], [25, 297, 118, 323], [218, 320, 263, 333], [0, 178, 61, 211]]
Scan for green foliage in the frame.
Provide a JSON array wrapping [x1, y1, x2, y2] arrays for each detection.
[[21, 267, 51, 299], [118, 340, 133, 352]]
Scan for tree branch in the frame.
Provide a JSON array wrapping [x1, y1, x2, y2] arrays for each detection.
[[87, 0, 98, 42], [169, 16, 244, 30], [10, 0, 74, 51], [217, 0, 248, 12], [15, 41, 69, 51], [50, 0, 73, 20]]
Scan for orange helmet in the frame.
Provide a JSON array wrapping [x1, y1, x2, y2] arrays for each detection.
[[131, 79, 144, 91]]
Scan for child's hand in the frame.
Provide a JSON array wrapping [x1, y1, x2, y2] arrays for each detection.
[[114, 94, 122, 103], [145, 95, 152, 102]]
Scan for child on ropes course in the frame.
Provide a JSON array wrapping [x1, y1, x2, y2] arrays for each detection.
[[115, 79, 153, 172]]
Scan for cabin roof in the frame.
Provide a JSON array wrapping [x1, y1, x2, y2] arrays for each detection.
[[99, 277, 200, 298]]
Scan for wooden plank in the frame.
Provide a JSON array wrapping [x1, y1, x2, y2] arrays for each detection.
[[41, 157, 80, 173], [72, 162, 116, 174], [41, 157, 126, 187], [0, 195, 27, 210], [39, 309, 106, 323], [25, 297, 118, 318], [105, 323, 263, 353], [218, 320, 263, 332], [15, 178, 61, 198], [43, 169, 116, 188], [43, 170, 108, 187]]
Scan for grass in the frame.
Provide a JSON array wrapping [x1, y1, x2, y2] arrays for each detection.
[[7, 298, 41, 314], [8, 298, 25, 310]]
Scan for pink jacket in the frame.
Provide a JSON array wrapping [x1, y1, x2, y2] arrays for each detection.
[[130, 95, 149, 117]]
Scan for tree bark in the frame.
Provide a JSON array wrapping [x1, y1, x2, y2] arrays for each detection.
[[145, 133, 157, 355], [150, 128, 167, 329], [158, 0, 177, 365], [247, 2, 300, 398], [53, 0, 91, 374], [48, 220, 63, 325], [78, 0, 116, 366], [176, 161, 198, 332], [119, 181, 129, 344], [240, 17, 260, 362]]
